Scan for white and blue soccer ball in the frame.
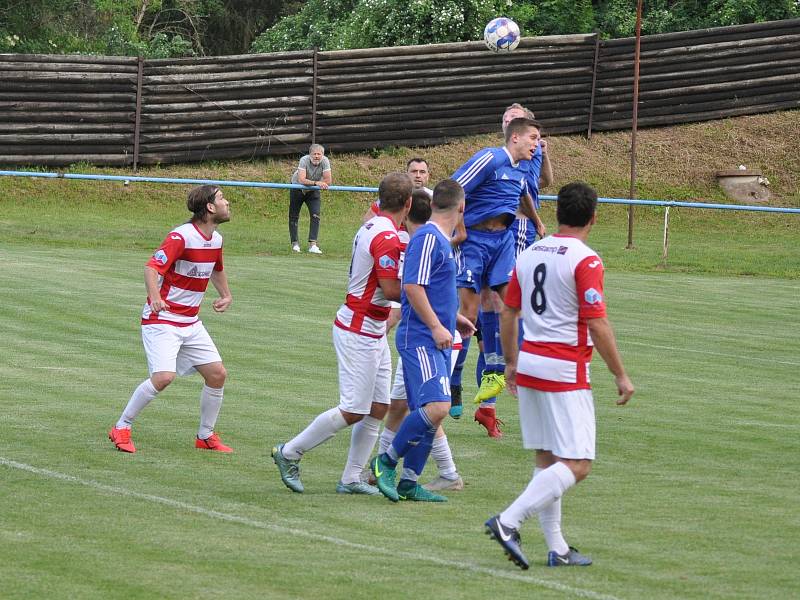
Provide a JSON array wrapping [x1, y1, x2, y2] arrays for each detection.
[[484, 17, 521, 52]]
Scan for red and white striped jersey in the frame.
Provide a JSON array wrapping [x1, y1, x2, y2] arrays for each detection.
[[504, 234, 606, 392], [335, 214, 403, 338], [141, 222, 223, 326]]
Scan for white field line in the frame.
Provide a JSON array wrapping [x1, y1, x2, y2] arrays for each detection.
[[620, 339, 800, 366], [1, 457, 621, 600]]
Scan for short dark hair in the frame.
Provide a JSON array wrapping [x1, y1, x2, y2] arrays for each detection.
[[187, 185, 220, 221], [556, 182, 598, 227], [432, 179, 464, 211], [504, 117, 541, 143], [378, 172, 413, 212], [406, 157, 428, 170], [407, 189, 432, 224]]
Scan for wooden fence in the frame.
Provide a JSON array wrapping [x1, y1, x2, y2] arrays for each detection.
[[0, 18, 798, 166]]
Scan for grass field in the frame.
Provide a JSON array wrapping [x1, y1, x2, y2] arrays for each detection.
[[1, 243, 798, 599], [1, 112, 799, 598]]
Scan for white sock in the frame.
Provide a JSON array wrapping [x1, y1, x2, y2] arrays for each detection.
[[532, 468, 569, 555], [198, 385, 224, 439], [116, 379, 158, 429], [282, 407, 348, 460], [341, 416, 381, 484], [500, 462, 576, 530], [378, 426, 396, 454], [431, 434, 458, 480]]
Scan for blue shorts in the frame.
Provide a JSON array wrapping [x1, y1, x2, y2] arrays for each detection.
[[511, 217, 539, 258], [456, 228, 515, 293], [399, 346, 452, 411]]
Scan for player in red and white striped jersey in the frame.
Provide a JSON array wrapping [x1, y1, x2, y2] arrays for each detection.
[[485, 182, 634, 570], [272, 173, 412, 495], [109, 185, 234, 455]]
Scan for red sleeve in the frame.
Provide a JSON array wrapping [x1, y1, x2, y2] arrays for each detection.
[[215, 247, 224, 272], [575, 255, 607, 318], [504, 268, 522, 310], [146, 232, 185, 275], [370, 232, 402, 279]]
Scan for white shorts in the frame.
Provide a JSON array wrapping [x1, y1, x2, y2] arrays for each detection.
[[333, 325, 391, 414], [142, 322, 222, 376], [518, 387, 596, 460], [389, 344, 461, 401]]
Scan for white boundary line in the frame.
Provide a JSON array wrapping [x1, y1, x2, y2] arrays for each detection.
[[1, 457, 621, 600]]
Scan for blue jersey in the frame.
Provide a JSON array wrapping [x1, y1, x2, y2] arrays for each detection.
[[452, 147, 529, 228], [396, 222, 458, 350], [521, 144, 543, 209]]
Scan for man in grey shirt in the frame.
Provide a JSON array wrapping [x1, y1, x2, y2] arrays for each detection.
[[289, 143, 332, 254]]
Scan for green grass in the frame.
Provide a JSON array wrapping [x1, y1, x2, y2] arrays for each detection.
[[1, 243, 798, 599], [1, 111, 798, 598]]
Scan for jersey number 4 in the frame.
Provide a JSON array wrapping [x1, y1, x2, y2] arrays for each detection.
[[530, 263, 547, 315]]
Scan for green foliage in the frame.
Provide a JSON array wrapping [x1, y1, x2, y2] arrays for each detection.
[[2, 0, 798, 55], [251, 0, 525, 52], [594, 0, 800, 38], [251, 0, 800, 52]]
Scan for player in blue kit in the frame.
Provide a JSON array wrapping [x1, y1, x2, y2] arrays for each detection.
[[449, 118, 542, 430], [371, 179, 469, 502], [453, 104, 553, 435]]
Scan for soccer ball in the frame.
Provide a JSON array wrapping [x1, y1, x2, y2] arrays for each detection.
[[484, 17, 521, 52]]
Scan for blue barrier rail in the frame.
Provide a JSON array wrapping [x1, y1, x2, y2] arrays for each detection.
[[2, 169, 799, 214]]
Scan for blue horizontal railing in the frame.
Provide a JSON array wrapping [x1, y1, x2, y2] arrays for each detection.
[[2, 170, 799, 214]]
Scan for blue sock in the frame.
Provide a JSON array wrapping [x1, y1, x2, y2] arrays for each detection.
[[476, 340, 486, 386], [451, 335, 470, 388], [402, 424, 436, 481], [518, 317, 525, 349], [388, 407, 434, 465], [481, 311, 500, 373]]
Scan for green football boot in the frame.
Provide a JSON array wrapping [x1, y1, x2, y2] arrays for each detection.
[[271, 443, 304, 493], [370, 454, 399, 502], [397, 480, 448, 502], [473, 372, 506, 403]]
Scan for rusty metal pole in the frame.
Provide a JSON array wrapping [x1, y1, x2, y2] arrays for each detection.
[[627, 0, 643, 249]]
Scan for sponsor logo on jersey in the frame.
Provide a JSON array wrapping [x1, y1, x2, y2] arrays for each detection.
[[186, 266, 212, 278], [384, 233, 396, 240], [557, 246, 568, 255], [365, 223, 374, 230], [588, 259, 601, 268], [378, 255, 397, 269], [584, 288, 603, 304], [170, 234, 181, 241], [153, 250, 168, 265]]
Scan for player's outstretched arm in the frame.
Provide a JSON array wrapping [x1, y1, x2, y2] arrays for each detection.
[[539, 139, 554, 189], [210, 269, 233, 313], [586, 317, 634, 405]]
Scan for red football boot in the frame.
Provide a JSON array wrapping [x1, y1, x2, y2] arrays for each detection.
[[109, 427, 136, 453], [195, 432, 233, 453], [474, 406, 504, 438]]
